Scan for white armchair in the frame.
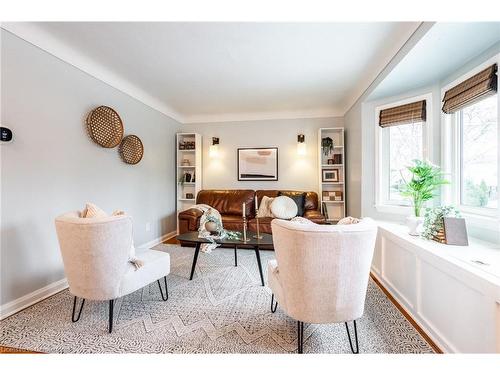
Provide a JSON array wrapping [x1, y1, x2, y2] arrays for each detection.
[[55, 211, 170, 333], [268, 218, 377, 353]]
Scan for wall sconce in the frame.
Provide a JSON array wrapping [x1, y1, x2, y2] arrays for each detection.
[[209, 137, 220, 158], [297, 134, 306, 156]]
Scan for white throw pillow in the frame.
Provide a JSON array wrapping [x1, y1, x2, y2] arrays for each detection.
[[257, 196, 275, 218], [271, 196, 298, 219]]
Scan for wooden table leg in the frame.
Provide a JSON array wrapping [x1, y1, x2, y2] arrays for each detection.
[[234, 245, 238, 267], [189, 243, 201, 280], [254, 246, 264, 286]]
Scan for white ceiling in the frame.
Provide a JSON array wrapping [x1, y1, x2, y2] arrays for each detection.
[[368, 22, 500, 101], [3, 22, 421, 123]]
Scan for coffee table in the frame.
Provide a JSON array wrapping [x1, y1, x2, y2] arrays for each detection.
[[175, 231, 273, 286]]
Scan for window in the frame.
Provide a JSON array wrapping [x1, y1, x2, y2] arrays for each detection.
[[388, 122, 423, 201], [376, 95, 429, 208], [458, 94, 498, 210]]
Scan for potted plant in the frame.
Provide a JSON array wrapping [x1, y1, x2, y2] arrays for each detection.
[[400, 160, 448, 235]]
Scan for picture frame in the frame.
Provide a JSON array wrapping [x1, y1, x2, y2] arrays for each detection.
[[237, 147, 278, 181], [322, 168, 339, 182], [327, 159, 334, 165]]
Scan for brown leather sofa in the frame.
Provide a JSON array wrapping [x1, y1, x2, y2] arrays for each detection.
[[178, 189, 326, 248]]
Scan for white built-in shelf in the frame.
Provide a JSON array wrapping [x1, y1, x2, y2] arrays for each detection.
[[176, 132, 202, 233], [319, 127, 346, 222]]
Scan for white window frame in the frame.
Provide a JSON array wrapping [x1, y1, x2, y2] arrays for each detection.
[[441, 54, 500, 221], [375, 93, 433, 213]]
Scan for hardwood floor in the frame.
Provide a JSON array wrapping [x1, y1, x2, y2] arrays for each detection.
[[1, 237, 441, 354]]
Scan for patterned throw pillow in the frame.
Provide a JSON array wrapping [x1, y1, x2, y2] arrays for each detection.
[[81, 203, 107, 218], [257, 196, 275, 218]]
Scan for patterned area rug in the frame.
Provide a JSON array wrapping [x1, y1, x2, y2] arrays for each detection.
[[0, 244, 433, 353]]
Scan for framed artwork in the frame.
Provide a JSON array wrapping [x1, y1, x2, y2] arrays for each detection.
[[322, 169, 339, 182], [237, 147, 278, 181]]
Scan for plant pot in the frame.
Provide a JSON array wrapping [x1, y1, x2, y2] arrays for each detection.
[[406, 215, 424, 236]]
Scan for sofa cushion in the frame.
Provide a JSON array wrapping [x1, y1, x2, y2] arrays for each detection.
[[248, 217, 273, 234], [278, 191, 306, 217], [221, 215, 245, 231], [256, 190, 319, 212], [197, 190, 255, 216]]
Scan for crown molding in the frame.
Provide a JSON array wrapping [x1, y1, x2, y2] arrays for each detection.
[[182, 108, 343, 124], [1, 23, 185, 123]]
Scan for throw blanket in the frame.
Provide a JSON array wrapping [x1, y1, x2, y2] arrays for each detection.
[[189, 204, 241, 253]]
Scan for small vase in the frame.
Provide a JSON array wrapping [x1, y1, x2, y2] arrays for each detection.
[[406, 215, 424, 236], [205, 221, 218, 234]]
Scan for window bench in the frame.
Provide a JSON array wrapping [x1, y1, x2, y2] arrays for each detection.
[[373, 221, 500, 353]]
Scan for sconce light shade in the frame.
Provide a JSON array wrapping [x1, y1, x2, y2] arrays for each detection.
[[297, 134, 306, 155], [209, 137, 219, 158]]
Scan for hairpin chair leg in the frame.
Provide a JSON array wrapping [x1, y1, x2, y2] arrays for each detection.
[[271, 293, 278, 313], [157, 276, 169, 301], [71, 296, 85, 322], [297, 321, 304, 354], [345, 320, 359, 354], [234, 246, 238, 267], [109, 300, 114, 333]]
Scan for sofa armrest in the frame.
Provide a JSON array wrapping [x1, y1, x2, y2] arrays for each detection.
[[303, 210, 326, 224], [178, 208, 203, 233]]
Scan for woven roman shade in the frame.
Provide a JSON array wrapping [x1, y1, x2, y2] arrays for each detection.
[[442, 64, 498, 114], [379, 100, 426, 128]]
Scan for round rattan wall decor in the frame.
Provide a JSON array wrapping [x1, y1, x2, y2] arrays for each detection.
[[119, 135, 144, 165], [86, 106, 124, 148]]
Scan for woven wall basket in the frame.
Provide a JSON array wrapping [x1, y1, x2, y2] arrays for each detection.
[[86, 106, 124, 148], [119, 135, 144, 165]]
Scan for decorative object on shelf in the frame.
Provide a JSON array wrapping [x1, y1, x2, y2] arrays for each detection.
[[192, 173, 196, 183], [209, 137, 220, 158], [422, 206, 461, 244], [184, 172, 192, 182], [297, 134, 306, 156], [184, 141, 196, 150], [119, 135, 144, 165], [322, 169, 339, 182], [181, 159, 191, 166], [333, 154, 342, 164], [179, 142, 186, 150], [321, 136, 334, 156], [185, 193, 194, 199], [238, 147, 278, 181], [400, 160, 449, 236], [323, 191, 342, 201], [0, 126, 13, 143], [178, 174, 186, 185], [327, 159, 334, 165], [86, 106, 124, 148]]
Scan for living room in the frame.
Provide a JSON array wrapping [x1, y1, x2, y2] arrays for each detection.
[[1, 0, 500, 372]]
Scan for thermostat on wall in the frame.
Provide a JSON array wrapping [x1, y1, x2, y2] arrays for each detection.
[[1, 126, 13, 143]]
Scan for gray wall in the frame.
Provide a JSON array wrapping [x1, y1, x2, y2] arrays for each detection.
[[0, 30, 181, 306], [183, 117, 344, 194]]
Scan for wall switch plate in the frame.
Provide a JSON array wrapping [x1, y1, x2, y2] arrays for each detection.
[[146, 222, 151, 232]]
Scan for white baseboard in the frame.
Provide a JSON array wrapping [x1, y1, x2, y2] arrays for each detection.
[[0, 278, 68, 320], [0, 231, 177, 321], [137, 230, 177, 250]]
